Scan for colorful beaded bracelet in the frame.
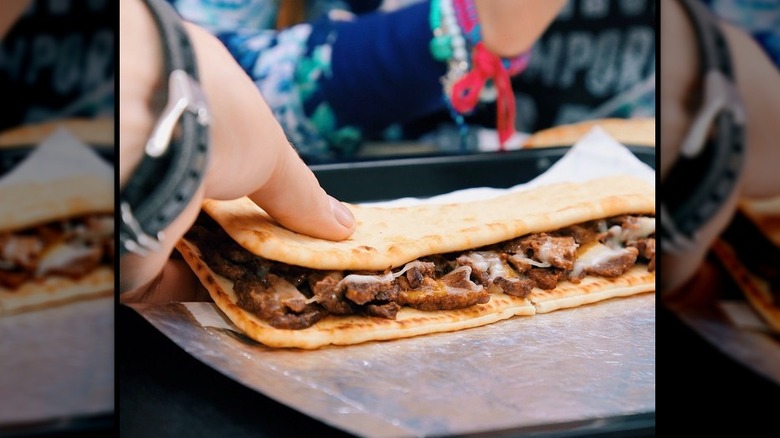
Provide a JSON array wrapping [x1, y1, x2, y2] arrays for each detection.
[[429, 0, 532, 149]]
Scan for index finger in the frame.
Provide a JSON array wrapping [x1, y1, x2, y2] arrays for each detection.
[[184, 22, 355, 241]]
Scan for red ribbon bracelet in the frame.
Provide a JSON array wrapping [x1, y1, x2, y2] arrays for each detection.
[[450, 42, 516, 148]]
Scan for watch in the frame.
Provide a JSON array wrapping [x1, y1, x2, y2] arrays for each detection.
[[119, 0, 210, 256], [660, 0, 746, 254]]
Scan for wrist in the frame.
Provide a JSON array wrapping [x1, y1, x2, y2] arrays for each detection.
[[119, 0, 210, 258], [474, 0, 565, 58], [660, 0, 746, 255], [119, 0, 167, 186], [660, 0, 701, 178]]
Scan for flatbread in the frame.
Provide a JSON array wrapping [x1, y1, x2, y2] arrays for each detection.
[[204, 175, 654, 270], [176, 240, 653, 349], [711, 240, 780, 333], [711, 197, 780, 333], [0, 177, 114, 315], [180, 175, 655, 349], [523, 118, 655, 148], [740, 197, 780, 248], [528, 266, 655, 314], [0, 267, 114, 315], [0, 175, 113, 233], [0, 117, 114, 148]]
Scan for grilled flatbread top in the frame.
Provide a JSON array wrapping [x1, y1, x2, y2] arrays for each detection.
[[203, 174, 655, 271], [740, 197, 780, 248], [0, 175, 113, 233]]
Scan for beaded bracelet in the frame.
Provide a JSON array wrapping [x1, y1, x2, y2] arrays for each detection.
[[430, 0, 470, 138], [429, 0, 532, 149]]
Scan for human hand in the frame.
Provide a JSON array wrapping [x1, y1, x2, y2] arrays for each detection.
[[119, 0, 356, 302], [660, 0, 780, 294]]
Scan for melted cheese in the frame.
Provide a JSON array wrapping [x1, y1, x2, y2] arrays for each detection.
[[435, 266, 484, 293], [459, 251, 511, 280], [510, 254, 552, 269], [337, 260, 432, 288], [605, 217, 656, 246], [622, 217, 656, 241], [35, 242, 96, 277], [1, 236, 43, 268], [268, 275, 307, 302], [536, 240, 556, 264], [571, 242, 631, 278]]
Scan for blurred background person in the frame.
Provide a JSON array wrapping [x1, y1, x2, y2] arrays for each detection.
[[164, 0, 579, 161], [0, 0, 114, 132]]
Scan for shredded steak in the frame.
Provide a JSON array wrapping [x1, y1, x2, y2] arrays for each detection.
[[0, 214, 114, 290], [186, 214, 655, 329]]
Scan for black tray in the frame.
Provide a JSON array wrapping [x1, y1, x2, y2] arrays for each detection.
[[311, 146, 655, 202]]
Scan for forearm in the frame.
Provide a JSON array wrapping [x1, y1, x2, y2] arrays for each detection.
[[659, 0, 700, 179], [723, 22, 780, 199], [0, 0, 29, 39], [119, 0, 165, 188], [659, 0, 780, 292], [661, 0, 780, 197], [474, 0, 567, 57]]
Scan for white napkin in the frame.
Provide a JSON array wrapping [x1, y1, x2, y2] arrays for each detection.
[[0, 127, 112, 188]]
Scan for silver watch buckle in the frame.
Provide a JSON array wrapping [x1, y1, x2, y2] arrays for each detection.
[[660, 204, 696, 255], [145, 69, 210, 158], [679, 69, 745, 159], [120, 202, 164, 256]]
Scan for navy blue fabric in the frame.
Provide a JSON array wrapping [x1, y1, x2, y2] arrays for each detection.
[[0, 0, 115, 131], [344, 0, 383, 15], [318, 2, 448, 134]]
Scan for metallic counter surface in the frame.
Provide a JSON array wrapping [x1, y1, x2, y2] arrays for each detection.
[[126, 293, 654, 438]]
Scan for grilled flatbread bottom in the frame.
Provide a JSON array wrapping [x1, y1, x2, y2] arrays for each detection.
[[528, 268, 655, 314], [0, 267, 114, 315], [711, 240, 780, 333], [177, 239, 654, 349], [711, 199, 780, 334]]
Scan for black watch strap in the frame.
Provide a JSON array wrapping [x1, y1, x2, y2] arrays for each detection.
[[660, 0, 746, 253], [119, 0, 210, 256]]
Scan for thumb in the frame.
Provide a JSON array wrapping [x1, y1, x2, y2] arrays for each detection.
[[248, 145, 356, 241]]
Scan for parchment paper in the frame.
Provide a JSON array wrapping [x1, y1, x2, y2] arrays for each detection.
[[130, 127, 656, 437], [0, 129, 114, 427], [0, 128, 112, 186]]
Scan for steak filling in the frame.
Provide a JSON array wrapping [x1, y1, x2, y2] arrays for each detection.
[[0, 214, 114, 289], [186, 214, 655, 330]]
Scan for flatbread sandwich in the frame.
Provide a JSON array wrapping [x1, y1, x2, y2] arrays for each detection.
[[0, 130, 114, 315], [523, 118, 656, 148], [176, 174, 656, 349], [0, 117, 114, 149], [712, 197, 780, 334]]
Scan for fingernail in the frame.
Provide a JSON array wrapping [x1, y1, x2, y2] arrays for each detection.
[[329, 195, 355, 230]]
